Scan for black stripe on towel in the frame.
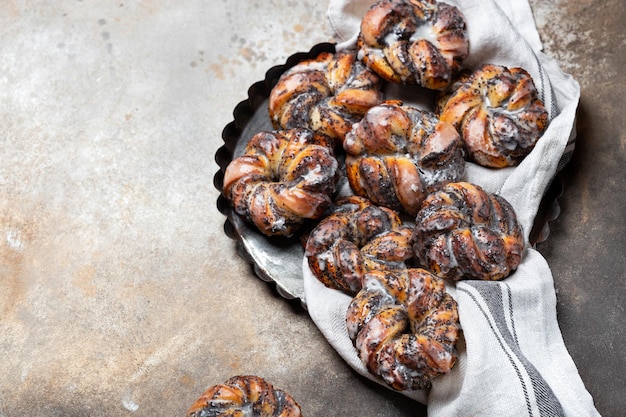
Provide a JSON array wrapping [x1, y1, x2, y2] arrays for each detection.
[[459, 281, 565, 417]]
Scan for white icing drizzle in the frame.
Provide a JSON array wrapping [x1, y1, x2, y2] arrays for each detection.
[[384, 31, 400, 47], [288, 59, 328, 74], [362, 276, 396, 306], [409, 23, 440, 49]]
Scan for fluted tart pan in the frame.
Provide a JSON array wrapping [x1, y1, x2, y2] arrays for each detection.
[[214, 43, 564, 306]]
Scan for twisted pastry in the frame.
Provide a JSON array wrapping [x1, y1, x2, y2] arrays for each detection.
[[344, 100, 465, 216], [223, 128, 338, 237], [268, 49, 383, 144], [413, 182, 524, 281], [434, 68, 471, 115], [186, 375, 302, 417], [438, 64, 549, 168], [357, 0, 469, 89], [346, 268, 460, 390], [305, 196, 415, 293]]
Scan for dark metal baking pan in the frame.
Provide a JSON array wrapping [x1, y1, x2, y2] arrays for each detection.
[[214, 42, 565, 306]]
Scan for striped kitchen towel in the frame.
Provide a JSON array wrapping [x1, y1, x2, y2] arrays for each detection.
[[304, 0, 598, 416]]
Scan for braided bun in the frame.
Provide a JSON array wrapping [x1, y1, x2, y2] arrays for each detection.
[[186, 375, 302, 417], [223, 128, 338, 237], [269, 49, 383, 144], [357, 0, 469, 89], [347, 268, 460, 390], [305, 196, 415, 293], [438, 64, 549, 168], [413, 182, 524, 281], [344, 100, 465, 216]]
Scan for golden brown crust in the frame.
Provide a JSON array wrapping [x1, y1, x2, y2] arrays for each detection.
[[344, 100, 465, 216], [268, 49, 383, 144], [186, 375, 302, 417], [434, 68, 472, 115], [438, 64, 549, 168], [413, 182, 524, 281], [223, 128, 338, 237], [304, 196, 415, 293], [357, 0, 469, 89], [346, 268, 460, 390]]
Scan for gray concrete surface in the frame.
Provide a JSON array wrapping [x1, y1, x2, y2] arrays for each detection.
[[0, 1, 623, 416], [530, 0, 626, 414]]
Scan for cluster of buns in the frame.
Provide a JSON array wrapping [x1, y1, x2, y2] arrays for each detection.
[[221, 0, 545, 395]]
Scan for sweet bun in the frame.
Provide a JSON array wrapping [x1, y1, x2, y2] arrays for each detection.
[[223, 128, 338, 237], [344, 100, 465, 216], [268, 49, 383, 144], [186, 375, 302, 417], [346, 268, 460, 390], [438, 63, 549, 168], [413, 182, 524, 281], [357, 0, 469, 89], [305, 196, 415, 293]]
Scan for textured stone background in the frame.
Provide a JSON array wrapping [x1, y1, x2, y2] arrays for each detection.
[[1, 1, 623, 416], [530, 0, 626, 414]]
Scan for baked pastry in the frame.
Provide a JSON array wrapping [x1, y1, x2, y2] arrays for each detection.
[[186, 375, 302, 417], [268, 49, 383, 144], [413, 182, 524, 281], [223, 128, 338, 237], [346, 268, 460, 390], [438, 63, 549, 168], [434, 68, 471, 115], [344, 100, 465, 216], [357, 0, 469, 89], [305, 196, 415, 293]]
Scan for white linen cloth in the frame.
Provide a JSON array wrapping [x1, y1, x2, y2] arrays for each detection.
[[303, 0, 601, 415]]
